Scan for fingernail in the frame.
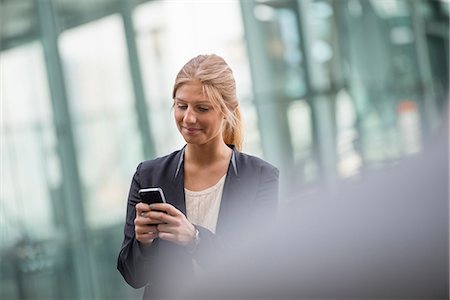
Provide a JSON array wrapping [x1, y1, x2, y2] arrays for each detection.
[[149, 204, 155, 209]]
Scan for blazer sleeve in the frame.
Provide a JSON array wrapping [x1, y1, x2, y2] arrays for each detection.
[[258, 164, 279, 207], [117, 163, 159, 288], [250, 163, 280, 228]]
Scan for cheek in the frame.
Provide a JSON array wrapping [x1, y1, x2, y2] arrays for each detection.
[[174, 110, 183, 123]]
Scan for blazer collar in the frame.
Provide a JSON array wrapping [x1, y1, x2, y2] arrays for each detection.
[[173, 144, 238, 180]]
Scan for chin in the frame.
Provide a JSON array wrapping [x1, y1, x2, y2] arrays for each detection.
[[182, 135, 203, 144]]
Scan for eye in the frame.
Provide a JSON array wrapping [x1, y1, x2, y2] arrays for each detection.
[[197, 106, 210, 112], [176, 104, 187, 110]]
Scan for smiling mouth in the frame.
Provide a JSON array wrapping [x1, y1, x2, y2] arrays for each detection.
[[182, 127, 201, 133]]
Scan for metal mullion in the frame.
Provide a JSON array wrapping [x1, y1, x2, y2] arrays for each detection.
[[120, 0, 156, 159], [36, 0, 94, 298]]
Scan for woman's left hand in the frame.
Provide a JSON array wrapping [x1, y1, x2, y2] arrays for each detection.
[[148, 203, 196, 247]]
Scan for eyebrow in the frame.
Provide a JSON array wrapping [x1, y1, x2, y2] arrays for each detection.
[[174, 98, 211, 105]]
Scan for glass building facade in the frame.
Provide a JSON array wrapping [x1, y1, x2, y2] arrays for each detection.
[[1, 0, 448, 299]]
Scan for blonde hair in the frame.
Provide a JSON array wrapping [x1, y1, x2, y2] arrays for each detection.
[[172, 54, 243, 150]]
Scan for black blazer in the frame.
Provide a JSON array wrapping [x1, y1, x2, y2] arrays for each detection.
[[117, 145, 279, 298]]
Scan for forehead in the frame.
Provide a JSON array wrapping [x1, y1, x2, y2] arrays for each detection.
[[174, 81, 210, 103]]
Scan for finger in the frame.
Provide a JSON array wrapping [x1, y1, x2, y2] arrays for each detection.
[[148, 211, 178, 224], [134, 216, 153, 226], [148, 218, 164, 225], [158, 232, 177, 243], [137, 232, 158, 242], [135, 214, 164, 227], [136, 230, 158, 238], [150, 203, 181, 217], [137, 212, 161, 223], [135, 225, 158, 234], [135, 202, 151, 214], [156, 223, 176, 233]]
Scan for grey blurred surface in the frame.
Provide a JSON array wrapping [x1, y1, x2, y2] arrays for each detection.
[[177, 124, 448, 300]]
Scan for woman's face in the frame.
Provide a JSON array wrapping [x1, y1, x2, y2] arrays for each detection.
[[174, 81, 225, 146]]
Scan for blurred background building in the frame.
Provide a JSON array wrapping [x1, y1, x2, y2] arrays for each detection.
[[0, 0, 448, 299]]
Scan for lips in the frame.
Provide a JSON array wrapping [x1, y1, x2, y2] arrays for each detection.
[[182, 126, 201, 134]]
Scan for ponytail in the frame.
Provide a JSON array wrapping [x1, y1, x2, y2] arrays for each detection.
[[223, 106, 243, 151]]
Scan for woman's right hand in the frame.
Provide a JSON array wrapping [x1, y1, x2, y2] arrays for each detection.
[[134, 202, 161, 244]]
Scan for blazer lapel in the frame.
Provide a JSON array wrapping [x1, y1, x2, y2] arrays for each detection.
[[166, 146, 187, 215], [216, 147, 240, 235]]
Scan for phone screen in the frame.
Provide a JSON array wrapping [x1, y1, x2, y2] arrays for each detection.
[[138, 187, 166, 205]]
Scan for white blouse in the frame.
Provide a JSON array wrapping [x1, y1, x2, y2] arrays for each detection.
[[185, 174, 226, 234]]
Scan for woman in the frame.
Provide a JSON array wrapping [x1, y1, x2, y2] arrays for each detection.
[[117, 54, 279, 299]]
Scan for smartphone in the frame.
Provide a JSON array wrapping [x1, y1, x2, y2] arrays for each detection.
[[138, 187, 166, 205]]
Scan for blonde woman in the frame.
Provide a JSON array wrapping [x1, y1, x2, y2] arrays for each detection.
[[117, 54, 279, 299]]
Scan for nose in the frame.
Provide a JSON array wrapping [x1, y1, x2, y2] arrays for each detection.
[[183, 107, 197, 124]]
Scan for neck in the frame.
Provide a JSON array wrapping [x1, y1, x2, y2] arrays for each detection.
[[185, 141, 231, 166]]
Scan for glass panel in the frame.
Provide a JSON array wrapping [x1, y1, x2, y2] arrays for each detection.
[[241, 0, 448, 184], [342, 0, 427, 168], [133, 0, 258, 154], [252, 2, 308, 99], [335, 89, 362, 178], [287, 100, 318, 184], [1, 42, 58, 244], [59, 15, 143, 229], [58, 13, 144, 300], [1, 42, 63, 299]]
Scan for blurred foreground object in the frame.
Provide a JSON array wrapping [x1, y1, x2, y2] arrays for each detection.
[[175, 117, 448, 300]]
